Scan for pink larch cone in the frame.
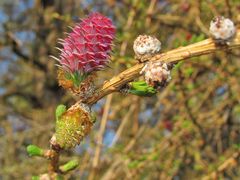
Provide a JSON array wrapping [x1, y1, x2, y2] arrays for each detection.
[[59, 12, 116, 74], [54, 12, 116, 98]]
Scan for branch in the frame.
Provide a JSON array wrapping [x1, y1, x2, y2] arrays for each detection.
[[83, 29, 240, 105], [202, 150, 240, 180], [45, 29, 240, 177], [89, 94, 113, 180], [5, 32, 47, 71]]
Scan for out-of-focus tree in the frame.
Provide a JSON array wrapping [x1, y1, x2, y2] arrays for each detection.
[[0, 0, 239, 179]]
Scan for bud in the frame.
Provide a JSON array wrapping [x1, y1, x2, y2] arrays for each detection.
[[209, 16, 236, 42], [133, 35, 161, 61], [140, 61, 171, 89]]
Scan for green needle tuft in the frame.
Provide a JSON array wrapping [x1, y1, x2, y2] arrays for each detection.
[[129, 81, 157, 97], [60, 160, 79, 173], [27, 145, 44, 157], [56, 104, 67, 121], [31, 176, 39, 180]]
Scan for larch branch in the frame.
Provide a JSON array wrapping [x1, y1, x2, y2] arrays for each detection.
[[82, 29, 240, 105]]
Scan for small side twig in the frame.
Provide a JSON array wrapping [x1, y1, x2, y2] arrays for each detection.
[[48, 135, 62, 177], [110, 104, 136, 147], [89, 94, 113, 180]]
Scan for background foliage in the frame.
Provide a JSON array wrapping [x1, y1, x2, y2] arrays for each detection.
[[0, 0, 239, 179]]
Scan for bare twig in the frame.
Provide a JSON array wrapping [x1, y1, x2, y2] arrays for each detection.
[[89, 94, 113, 180], [225, 0, 232, 18], [110, 104, 136, 147], [119, 0, 139, 56], [146, 0, 157, 26]]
